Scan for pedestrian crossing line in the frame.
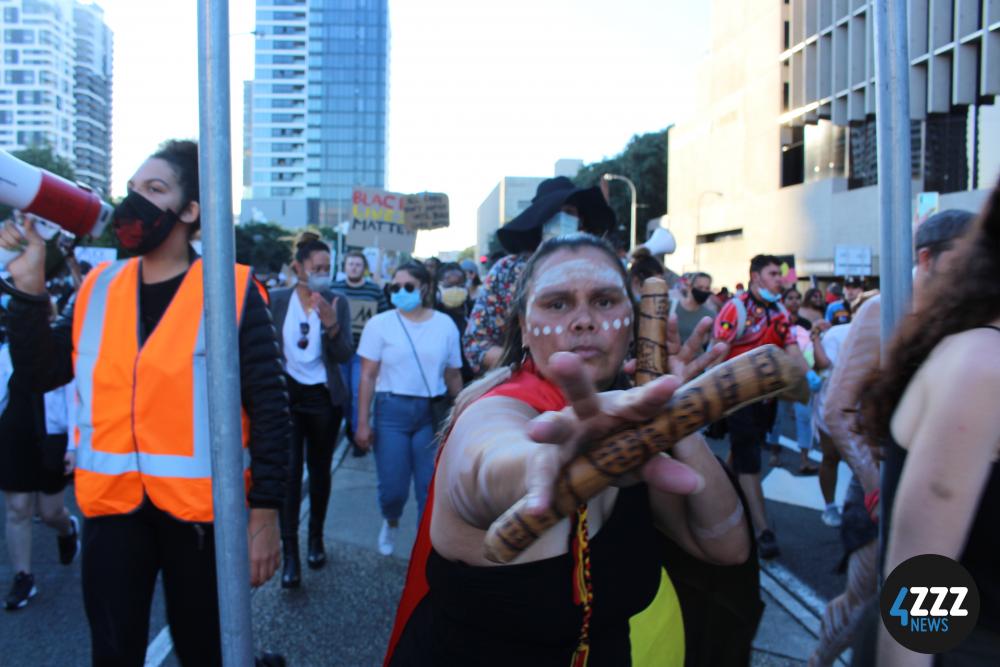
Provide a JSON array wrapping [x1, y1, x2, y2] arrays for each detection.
[[762, 461, 852, 511], [143, 627, 173, 667], [759, 561, 851, 667]]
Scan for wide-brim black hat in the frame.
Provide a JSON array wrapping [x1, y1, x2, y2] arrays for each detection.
[[496, 176, 616, 254]]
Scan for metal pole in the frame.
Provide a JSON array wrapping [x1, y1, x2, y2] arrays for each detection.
[[872, 0, 913, 578], [603, 174, 638, 249], [197, 1, 254, 665]]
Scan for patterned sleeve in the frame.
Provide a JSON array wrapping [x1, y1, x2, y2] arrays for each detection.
[[712, 300, 740, 343], [463, 255, 517, 375]]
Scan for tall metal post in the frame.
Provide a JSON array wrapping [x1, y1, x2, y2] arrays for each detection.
[[872, 0, 913, 577], [197, 1, 255, 664], [603, 173, 638, 249]]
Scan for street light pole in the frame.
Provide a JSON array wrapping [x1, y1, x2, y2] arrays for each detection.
[[603, 173, 637, 249], [872, 0, 913, 582], [197, 1, 255, 665]]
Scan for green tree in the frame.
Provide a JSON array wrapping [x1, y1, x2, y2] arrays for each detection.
[[573, 130, 667, 248], [235, 222, 293, 273], [457, 246, 476, 262]]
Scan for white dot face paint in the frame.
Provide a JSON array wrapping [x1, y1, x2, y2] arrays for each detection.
[[543, 326, 552, 335], [525, 257, 628, 322], [555, 325, 564, 335], [624, 317, 631, 327], [533, 327, 541, 336], [613, 319, 622, 330], [602, 321, 610, 331]]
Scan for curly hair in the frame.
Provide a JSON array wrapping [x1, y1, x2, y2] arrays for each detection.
[[859, 178, 1000, 439]]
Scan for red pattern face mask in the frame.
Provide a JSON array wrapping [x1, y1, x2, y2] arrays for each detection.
[[112, 190, 182, 255]]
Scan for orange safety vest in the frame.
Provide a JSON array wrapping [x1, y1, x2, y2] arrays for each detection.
[[71, 258, 258, 523]]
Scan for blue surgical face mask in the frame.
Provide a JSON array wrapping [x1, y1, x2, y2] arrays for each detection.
[[391, 288, 422, 312], [758, 287, 782, 303], [307, 272, 330, 292], [541, 211, 579, 242]]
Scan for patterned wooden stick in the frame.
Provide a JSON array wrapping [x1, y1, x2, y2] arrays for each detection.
[[634, 277, 669, 386], [483, 344, 803, 563]]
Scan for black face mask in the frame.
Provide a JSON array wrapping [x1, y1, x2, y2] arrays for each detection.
[[112, 190, 182, 255], [691, 288, 712, 305]]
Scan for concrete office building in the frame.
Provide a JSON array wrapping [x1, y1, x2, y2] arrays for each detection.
[[0, 0, 112, 196], [476, 176, 545, 261], [667, 0, 1000, 290], [241, 0, 388, 229]]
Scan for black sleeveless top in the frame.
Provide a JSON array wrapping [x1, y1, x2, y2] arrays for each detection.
[[424, 484, 666, 666], [888, 325, 1000, 633]]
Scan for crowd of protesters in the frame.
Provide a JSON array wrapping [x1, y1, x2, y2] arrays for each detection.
[[0, 142, 998, 666]]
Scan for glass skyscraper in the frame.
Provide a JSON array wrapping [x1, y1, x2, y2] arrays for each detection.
[[242, 0, 388, 228], [0, 0, 113, 197]]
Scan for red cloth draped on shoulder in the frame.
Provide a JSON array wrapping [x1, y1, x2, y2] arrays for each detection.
[[383, 360, 567, 666]]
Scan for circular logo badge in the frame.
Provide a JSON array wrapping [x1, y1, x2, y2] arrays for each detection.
[[880, 554, 980, 654]]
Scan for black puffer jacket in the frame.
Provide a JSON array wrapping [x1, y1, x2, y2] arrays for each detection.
[[7, 265, 290, 511]]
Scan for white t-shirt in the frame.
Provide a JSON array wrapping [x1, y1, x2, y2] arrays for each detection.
[[814, 322, 852, 437], [357, 310, 462, 397], [282, 290, 327, 385]]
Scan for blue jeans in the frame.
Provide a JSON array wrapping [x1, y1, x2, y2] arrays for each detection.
[[793, 400, 813, 451], [373, 392, 436, 522], [340, 353, 362, 432]]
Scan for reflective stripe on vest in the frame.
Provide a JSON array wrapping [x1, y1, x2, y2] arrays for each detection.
[[72, 258, 255, 522]]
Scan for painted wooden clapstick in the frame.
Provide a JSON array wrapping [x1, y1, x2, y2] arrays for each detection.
[[634, 277, 670, 386], [483, 344, 803, 563]]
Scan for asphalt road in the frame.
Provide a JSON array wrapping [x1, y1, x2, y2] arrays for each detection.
[[1, 431, 849, 666]]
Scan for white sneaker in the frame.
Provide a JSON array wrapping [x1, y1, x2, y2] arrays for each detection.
[[378, 521, 397, 556], [821, 506, 842, 528]]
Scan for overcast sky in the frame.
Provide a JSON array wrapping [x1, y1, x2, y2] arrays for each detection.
[[100, 0, 710, 255]]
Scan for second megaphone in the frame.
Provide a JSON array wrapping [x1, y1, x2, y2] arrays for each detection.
[[0, 149, 113, 268]]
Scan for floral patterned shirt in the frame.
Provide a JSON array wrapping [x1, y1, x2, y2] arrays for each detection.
[[463, 254, 527, 374]]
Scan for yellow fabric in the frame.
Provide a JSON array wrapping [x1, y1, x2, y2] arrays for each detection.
[[628, 567, 685, 667]]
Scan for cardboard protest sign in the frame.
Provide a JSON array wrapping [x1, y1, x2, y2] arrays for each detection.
[[402, 192, 449, 230], [347, 188, 416, 253]]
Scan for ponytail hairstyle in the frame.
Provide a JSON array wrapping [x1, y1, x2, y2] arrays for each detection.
[[293, 231, 330, 265], [860, 177, 1000, 440], [628, 246, 665, 287]]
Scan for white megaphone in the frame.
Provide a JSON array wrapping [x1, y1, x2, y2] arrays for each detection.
[[638, 226, 677, 256], [0, 149, 113, 269]]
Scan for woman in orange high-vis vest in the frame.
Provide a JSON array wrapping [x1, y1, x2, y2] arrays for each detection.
[[1, 141, 291, 666]]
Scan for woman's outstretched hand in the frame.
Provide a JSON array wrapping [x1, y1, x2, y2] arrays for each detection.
[[522, 352, 705, 516]]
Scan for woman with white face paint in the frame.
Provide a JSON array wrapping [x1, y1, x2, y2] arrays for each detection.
[[384, 234, 750, 667], [463, 177, 618, 376]]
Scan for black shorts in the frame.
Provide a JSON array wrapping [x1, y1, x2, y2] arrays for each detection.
[[726, 401, 777, 475]]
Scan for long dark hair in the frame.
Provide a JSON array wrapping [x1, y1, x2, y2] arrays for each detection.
[[802, 287, 824, 308], [860, 178, 1000, 439], [497, 233, 632, 370]]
